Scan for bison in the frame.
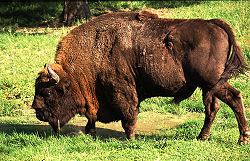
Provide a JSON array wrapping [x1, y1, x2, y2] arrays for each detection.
[[32, 11, 249, 143]]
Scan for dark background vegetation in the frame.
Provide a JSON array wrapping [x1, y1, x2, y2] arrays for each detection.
[[0, 1, 202, 28]]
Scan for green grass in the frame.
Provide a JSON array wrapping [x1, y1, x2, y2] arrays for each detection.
[[0, 1, 249, 160], [1, 110, 249, 161], [0, 30, 63, 115]]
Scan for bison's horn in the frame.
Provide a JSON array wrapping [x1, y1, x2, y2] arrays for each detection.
[[47, 64, 60, 83]]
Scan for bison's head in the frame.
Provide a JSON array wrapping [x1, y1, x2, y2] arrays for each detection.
[[32, 64, 78, 132]]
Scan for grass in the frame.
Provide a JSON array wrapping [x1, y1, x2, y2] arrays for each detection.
[[0, 109, 249, 161], [0, 30, 62, 115], [0, 1, 249, 160], [1, 110, 249, 160]]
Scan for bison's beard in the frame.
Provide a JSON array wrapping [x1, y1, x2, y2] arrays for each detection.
[[42, 107, 76, 133], [49, 120, 63, 133], [48, 112, 76, 133], [35, 108, 74, 132]]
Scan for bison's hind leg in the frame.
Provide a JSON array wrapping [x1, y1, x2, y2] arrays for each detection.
[[213, 82, 249, 144], [198, 91, 221, 140]]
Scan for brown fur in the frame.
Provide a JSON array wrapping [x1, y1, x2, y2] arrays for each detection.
[[32, 11, 249, 143]]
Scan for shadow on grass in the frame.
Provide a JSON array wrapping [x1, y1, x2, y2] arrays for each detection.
[[1, 119, 238, 144], [0, 122, 178, 141], [0, 121, 201, 142], [0, 123, 57, 137], [0, 123, 129, 140]]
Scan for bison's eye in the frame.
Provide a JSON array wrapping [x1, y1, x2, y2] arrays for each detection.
[[40, 90, 53, 98], [46, 91, 54, 98]]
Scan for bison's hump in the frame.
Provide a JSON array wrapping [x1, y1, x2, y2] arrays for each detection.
[[136, 10, 159, 21]]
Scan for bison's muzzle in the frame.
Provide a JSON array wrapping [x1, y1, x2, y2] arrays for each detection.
[[34, 108, 46, 121]]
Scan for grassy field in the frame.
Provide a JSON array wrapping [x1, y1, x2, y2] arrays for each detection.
[[0, 1, 249, 160]]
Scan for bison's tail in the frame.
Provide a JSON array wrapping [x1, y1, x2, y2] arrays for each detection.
[[209, 19, 247, 84]]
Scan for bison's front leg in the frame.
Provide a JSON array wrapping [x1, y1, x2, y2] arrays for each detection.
[[121, 108, 139, 139], [114, 85, 139, 139], [85, 117, 97, 139]]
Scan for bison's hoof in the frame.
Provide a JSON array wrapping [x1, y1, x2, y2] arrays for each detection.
[[90, 129, 97, 140], [238, 138, 249, 145], [239, 140, 249, 145], [91, 133, 97, 140], [126, 133, 135, 140], [197, 134, 210, 141], [238, 131, 250, 145]]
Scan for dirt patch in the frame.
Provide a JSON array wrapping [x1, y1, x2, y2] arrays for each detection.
[[65, 111, 201, 139], [0, 110, 201, 139]]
